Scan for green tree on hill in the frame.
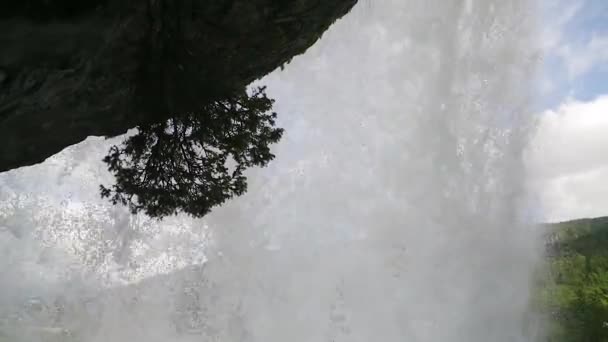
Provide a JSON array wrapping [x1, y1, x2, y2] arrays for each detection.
[[537, 217, 608, 341]]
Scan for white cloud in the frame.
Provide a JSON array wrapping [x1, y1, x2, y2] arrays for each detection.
[[526, 95, 608, 222]]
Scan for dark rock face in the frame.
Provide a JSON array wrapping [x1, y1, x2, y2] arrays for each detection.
[[0, 0, 357, 172]]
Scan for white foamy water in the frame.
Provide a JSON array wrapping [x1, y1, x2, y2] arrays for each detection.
[[0, 1, 542, 341]]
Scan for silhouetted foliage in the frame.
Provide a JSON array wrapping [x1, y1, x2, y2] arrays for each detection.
[[100, 86, 283, 218]]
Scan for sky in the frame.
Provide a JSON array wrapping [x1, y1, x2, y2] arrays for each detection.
[[528, 0, 608, 222]]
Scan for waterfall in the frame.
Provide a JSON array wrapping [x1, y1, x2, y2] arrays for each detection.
[[0, 0, 542, 341]]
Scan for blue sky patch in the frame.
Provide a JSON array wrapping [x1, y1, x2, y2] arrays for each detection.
[[542, 0, 608, 108]]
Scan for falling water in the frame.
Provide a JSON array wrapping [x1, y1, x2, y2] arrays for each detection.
[[0, 0, 542, 341]]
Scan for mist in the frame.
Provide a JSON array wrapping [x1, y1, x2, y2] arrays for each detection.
[[0, 0, 543, 341]]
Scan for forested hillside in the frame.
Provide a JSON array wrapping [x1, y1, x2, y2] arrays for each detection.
[[535, 217, 608, 341]]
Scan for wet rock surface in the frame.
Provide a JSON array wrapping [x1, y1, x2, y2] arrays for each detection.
[[0, 0, 357, 172]]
